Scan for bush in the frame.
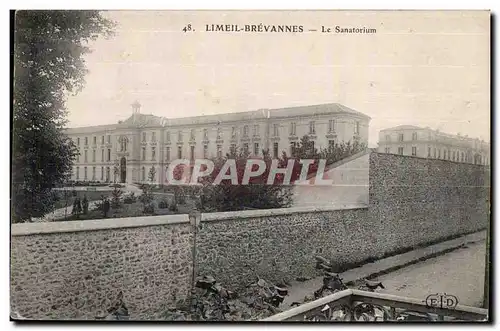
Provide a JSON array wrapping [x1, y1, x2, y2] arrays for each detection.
[[169, 202, 178, 212], [123, 192, 136, 204], [158, 199, 169, 209], [143, 202, 155, 215]]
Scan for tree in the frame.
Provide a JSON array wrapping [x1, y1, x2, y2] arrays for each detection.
[[12, 11, 114, 222], [139, 166, 156, 214], [198, 147, 293, 212]]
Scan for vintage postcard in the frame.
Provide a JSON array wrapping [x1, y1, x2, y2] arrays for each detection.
[[11, 10, 491, 322]]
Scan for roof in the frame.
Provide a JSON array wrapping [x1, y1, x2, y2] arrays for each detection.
[[269, 103, 371, 120], [380, 125, 424, 131]]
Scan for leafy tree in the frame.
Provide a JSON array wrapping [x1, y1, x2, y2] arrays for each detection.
[[198, 147, 293, 212], [12, 11, 114, 222]]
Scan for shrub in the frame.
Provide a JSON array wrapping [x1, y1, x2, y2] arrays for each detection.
[[143, 202, 155, 215], [158, 199, 169, 209], [123, 192, 136, 204], [169, 202, 178, 212]]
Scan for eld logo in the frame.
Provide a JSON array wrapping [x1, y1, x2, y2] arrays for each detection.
[[425, 293, 459, 309]]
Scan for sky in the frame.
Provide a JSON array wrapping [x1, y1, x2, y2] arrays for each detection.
[[65, 10, 490, 147]]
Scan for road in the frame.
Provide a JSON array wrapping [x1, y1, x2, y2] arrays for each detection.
[[376, 240, 486, 307]]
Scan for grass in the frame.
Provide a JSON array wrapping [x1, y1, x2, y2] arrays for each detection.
[[57, 194, 184, 221]]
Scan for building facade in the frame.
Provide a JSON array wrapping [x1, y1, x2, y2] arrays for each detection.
[[65, 102, 371, 184], [377, 125, 490, 165]]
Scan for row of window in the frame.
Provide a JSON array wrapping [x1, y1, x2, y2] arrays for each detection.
[[77, 149, 112, 163], [385, 146, 488, 165], [76, 135, 112, 146], [385, 132, 418, 142], [75, 120, 361, 148], [75, 166, 110, 181]]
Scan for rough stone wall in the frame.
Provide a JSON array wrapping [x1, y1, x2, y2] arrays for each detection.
[[197, 207, 371, 289], [368, 152, 490, 253], [11, 222, 193, 320]]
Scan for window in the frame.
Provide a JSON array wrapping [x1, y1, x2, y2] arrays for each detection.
[[92, 166, 96, 180], [290, 122, 297, 135], [461, 152, 464, 162], [178, 131, 183, 142], [217, 145, 222, 158], [177, 146, 182, 159], [203, 145, 208, 158], [398, 147, 404, 155], [412, 147, 417, 156], [328, 140, 335, 150], [273, 124, 279, 137], [106, 167, 110, 182], [77, 137, 80, 145], [190, 146, 195, 160], [152, 132, 156, 142], [84, 166, 88, 180], [85, 137, 88, 145], [166, 147, 170, 161], [191, 129, 196, 141], [398, 134, 404, 142], [253, 125, 259, 136], [101, 136, 105, 144], [101, 166, 104, 180], [385, 147, 391, 154], [385, 135, 391, 142], [92, 150, 96, 162], [166, 131, 171, 142], [203, 128, 208, 140], [243, 143, 249, 153], [254, 143, 259, 155], [107, 149, 111, 161], [243, 125, 249, 137], [142, 147, 146, 161], [428, 147, 431, 157], [447, 150, 450, 160], [231, 127, 236, 138], [329, 119, 336, 132], [444, 150, 447, 159], [119, 136, 128, 152], [309, 121, 315, 134], [438, 149, 441, 159], [84, 150, 88, 163], [107, 135, 111, 144], [151, 147, 156, 161], [291, 142, 297, 156], [434, 148, 436, 158], [93, 136, 97, 145], [354, 121, 360, 134], [310, 141, 315, 153], [76, 167, 79, 180], [452, 151, 456, 161], [412, 132, 418, 141], [273, 142, 279, 158], [142, 167, 145, 181], [142, 132, 146, 142], [101, 149, 104, 162]]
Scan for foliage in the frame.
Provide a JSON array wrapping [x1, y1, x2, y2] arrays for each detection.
[[123, 192, 136, 204], [197, 147, 293, 212], [111, 186, 123, 209], [139, 166, 157, 214], [169, 201, 179, 212], [158, 199, 169, 209], [82, 195, 89, 214], [12, 11, 114, 222], [162, 275, 287, 321]]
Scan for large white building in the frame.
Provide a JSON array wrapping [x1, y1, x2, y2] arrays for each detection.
[[377, 125, 490, 165], [65, 102, 371, 184]]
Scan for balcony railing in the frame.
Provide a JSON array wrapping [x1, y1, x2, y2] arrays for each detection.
[[261, 289, 488, 322]]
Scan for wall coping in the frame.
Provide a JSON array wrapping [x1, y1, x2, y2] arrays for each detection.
[[201, 204, 368, 222], [11, 214, 190, 236], [12, 205, 368, 236]]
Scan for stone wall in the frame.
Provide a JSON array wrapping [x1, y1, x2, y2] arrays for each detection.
[[11, 216, 193, 320], [368, 152, 490, 253], [11, 152, 490, 319]]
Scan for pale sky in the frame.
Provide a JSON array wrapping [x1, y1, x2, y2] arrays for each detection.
[[65, 10, 490, 146]]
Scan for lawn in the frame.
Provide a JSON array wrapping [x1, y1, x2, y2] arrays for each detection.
[[57, 193, 187, 221]]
